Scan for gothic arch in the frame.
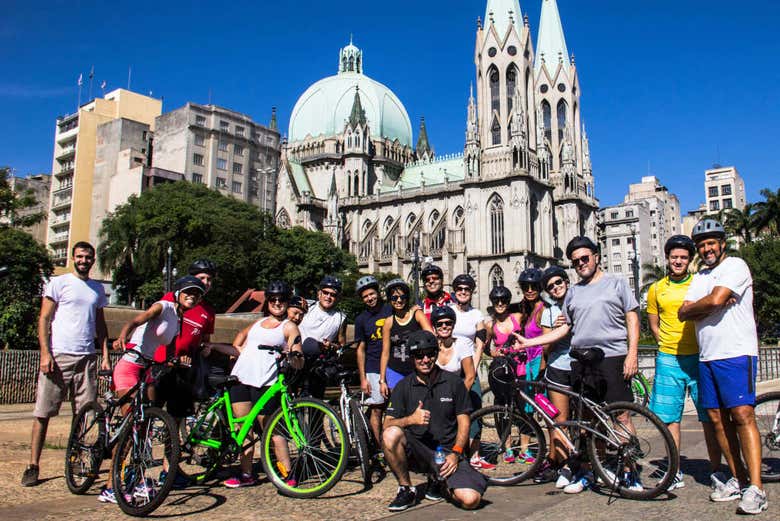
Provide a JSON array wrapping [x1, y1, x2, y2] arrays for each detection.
[[488, 193, 505, 254], [452, 206, 465, 228], [506, 64, 519, 117], [489, 264, 505, 288], [428, 209, 440, 229], [406, 212, 417, 232], [276, 208, 291, 229], [383, 215, 395, 233], [542, 100, 552, 144]]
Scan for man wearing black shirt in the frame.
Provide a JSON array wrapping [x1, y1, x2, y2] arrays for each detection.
[[383, 330, 487, 511]]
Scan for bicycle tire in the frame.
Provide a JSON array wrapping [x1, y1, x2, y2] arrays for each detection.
[[260, 398, 348, 498], [754, 391, 780, 482], [65, 401, 106, 494], [178, 405, 229, 484], [112, 407, 181, 517], [631, 374, 650, 408], [587, 401, 678, 500], [349, 399, 372, 488], [469, 405, 546, 485]]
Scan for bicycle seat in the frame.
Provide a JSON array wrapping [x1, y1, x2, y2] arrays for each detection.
[[569, 347, 605, 366], [208, 375, 239, 388], [98, 369, 113, 378], [336, 370, 353, 382]]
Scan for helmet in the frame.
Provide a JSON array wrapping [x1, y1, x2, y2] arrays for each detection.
[[430, 305, 457, 325], [265, 280, 291, 299], [541, 266, 569, 289], [355, 275, 379, 295], [517, 268, 543, 286], [319, 275, 343, 293], [664, 234, 696, 256], [565, 236, 599, 259], [452, 274, 476, 290], [174, 275, 206, 295], [188, 259, 217, 276], [421, 264, 443, 279], [384, 278, 410, 299], [489, 285, 512, 303], [289, 295, 308, 311], [406, 330, 438, 354], [691, 218, 726, 242]]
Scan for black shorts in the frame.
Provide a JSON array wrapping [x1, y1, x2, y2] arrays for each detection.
[[228, 383, 281, 416], [404, 432, 488, 495], [571, 355, 632, 404], [544, 366, 573, 390], [154, 367, 194, 418]]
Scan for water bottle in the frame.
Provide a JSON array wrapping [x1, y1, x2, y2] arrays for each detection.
[[433, 446, 446, 476], [533, 393, 560, 418]]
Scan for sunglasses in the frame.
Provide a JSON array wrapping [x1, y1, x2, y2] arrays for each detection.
[[320, 289, 339, 298], [412, 350, 438, 360], [389, 294, 408, 302], [435, 320, 454, 328], [424, 277, 441, 284], [492, 298, 509, 305], [455, 286, 472, 293], [520, 283, 538, 292], [546, 278, 566, 292], [572, 255, 591, 266], [268, 296, 287, 304]]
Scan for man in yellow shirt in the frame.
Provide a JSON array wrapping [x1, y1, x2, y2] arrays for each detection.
[[648, 235, 721, 490]]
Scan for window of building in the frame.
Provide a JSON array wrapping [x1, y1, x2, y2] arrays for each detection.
[[232, 181, 242, 193], [489, 264, 504, 288], [627, 237, 634, 246], [453, 206, 465, 228], [218, 140, 228, 152], [195, 115, 206, 126], [232, 162, 243, 175], [506, 65, 517, 115], [217, 158, 227, 170], [234, 144, 244, 156], [491, 116, 501, 145], [192, 173, 203, 184], [610, 211, 619, 219], [235, 125, 244, 137], [542, 100, 552, 143], [710, 200, 720, 211], [614, 265, 623, 273], [556, 99, 568, 144], [723, 198, 733, 209], [489, 194, 505, 254], [625, 210, 634, 218], [216, 177, 226, 188], [613, 252, 621, 261], [709, 186, 719, 197], [220, 120, 229, 132], [489, 67, 500, 115], [194, 134, 205, 146], [721, 184, 732, 196], [612, 238, 620, 246], [193, 153, 204, 166], [628, 277, 634, 288]]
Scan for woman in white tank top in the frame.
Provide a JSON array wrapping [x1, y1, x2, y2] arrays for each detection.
[[431, 305, 476, 388]]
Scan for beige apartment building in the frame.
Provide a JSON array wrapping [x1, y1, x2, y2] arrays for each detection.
[[152, 103, 281, 213], [6, 173, 51, 244], [705, 165, 746, 214], [597, 201, 653, 297], [624, 175, 681, 266], [47, 89, 162, 275]]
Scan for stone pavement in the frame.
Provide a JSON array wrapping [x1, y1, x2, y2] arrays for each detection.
[[1, 381, 778, 521]]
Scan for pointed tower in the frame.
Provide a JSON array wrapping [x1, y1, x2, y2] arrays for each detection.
[[324, 170, 341, 244], [416, 117, 433, 161], [464, 83, 480, 177], [343, 86, 371, 196]]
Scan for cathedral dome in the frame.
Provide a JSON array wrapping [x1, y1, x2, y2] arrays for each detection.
[[288, 41, 413, 146]]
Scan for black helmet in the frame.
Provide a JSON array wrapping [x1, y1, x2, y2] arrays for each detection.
[[518, 268, 543, 286], [489, 285, 512, 303], [188, 259, 217, 276], [174, 275, 206, 295], [541, 266, 569, 289], [664, 234, 696, 256], [565, 236, 599, 259], [265, 280, 291, 299], [452, 273, 476, 290], [406, 330, 438, 354], [289, 295, 308, 311], [691, 218, 726, 242], [355, 275, 379, 295], [319, 275, 343, 293], [430, 305, 457, 325], [384, 278, 410, 299], [421, 264, 443, 279]]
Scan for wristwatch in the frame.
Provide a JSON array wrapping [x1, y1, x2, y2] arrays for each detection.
[[379, 379, 386, 384]]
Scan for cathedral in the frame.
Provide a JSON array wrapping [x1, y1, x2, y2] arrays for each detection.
[[275, 0, 598, 308]]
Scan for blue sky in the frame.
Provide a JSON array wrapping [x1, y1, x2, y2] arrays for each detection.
[[2, 0, 778, 213]]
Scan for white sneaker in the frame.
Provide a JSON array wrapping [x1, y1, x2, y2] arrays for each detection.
[[710, 471, 728, 490], [563, 471, 593, 494], [710, 477, 741, 502], [555, 467, 573, 489], [596, 467, 618, 487], [737, 485, 768, 515], [668, 471, 685, 491]]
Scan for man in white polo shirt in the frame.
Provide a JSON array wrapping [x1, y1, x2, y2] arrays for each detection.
[[21, 241, 109, 487]]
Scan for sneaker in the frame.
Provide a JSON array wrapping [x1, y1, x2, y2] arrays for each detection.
[[503, 450, 516, 464], [21, 465, 39, 487], [668, 471, 685, 491], [97, 487, 117, 504], [424, 478, 444, 501], [133, 478, 157, 500], [285, 478, 298, 487], [596, 467, 618, 487], [533, 461, 558, 484], [518, 451, 537, 464], [555, 467, 573, 489], [563, 471, 593, 494], [710, 471, 728, 490], [388, 486, 417, 512], [470, 456, 497, 470], [737, 485, 768, 515], [710, 477, 741, 502], [622, 471, 643, 492], [224, 473, 257, 488]]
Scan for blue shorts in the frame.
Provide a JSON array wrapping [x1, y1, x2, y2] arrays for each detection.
[[386, 367, 408, 390], [699, 356, 757, 410], [649, 352, 708, 423]]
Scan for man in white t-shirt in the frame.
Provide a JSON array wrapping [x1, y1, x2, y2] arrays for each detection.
[[21, 242, 109, 487], [679, 219, 766, 514]]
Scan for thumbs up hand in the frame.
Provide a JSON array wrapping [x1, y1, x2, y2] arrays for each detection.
[[411, 400, 431, 426]]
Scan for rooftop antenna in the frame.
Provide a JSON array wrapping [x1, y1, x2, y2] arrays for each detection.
[[127, 65, 132, 90]]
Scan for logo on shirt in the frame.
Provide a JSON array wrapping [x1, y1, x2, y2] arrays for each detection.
[[440, 397, 453, 402], [371, 318, 386, 341]]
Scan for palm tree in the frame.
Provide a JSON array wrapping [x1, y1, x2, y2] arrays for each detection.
[[754, 187, 780, 237], [640, 262, 666, 295], [720, 204, 760, 244]]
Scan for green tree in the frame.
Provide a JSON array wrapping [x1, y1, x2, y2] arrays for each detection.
[[0, 228, 53, 349], [738, 238, 780, 340], [640, 262, 666, 295], [720, 203, 760, 244], [754, 187, 780, 237], [0, 166, 45, 229]]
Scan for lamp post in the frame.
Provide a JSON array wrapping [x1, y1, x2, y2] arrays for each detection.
[[163, 244, 173, 292], [630, 224, 640, 302]]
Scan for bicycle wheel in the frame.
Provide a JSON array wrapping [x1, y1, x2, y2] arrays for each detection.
[[112, 407, 180, 517], [469, 405, 546, 485], [65, 401, 106, 494], [178, 405, 228, 484], [754, 391, 780, 482], [631, 374, 650, 408], [587, 401, 678, 500], [349, 399, 372, 487], [260, 398, 348, 498]]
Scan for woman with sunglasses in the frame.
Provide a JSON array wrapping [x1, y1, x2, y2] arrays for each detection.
[[431, 306, 476, 389], [380, 279, 433, 399]]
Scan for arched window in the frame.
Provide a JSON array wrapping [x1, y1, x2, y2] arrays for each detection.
[[429, 209, 440, 229], [347, 172, 351, 196], [353, 173, 360, 196], [491, 116, 501, 145], [489, 194, 505, 254], [362, 219, 373, 235], [506, 65, 518, 115], [383, 216, 397, 257], [406, 213, 417, 232], [276, 208, 291, 229], [542, 100, 552, 144], [489, 67, 500, 115], [452, 206, 465, 228], [489, 264, 504, 288], [557, 99, 568, 145], [530, 194, 538, 253], [384, 216, 394, 233]]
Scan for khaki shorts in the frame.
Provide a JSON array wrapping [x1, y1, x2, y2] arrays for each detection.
[[33, 353, 97, 418]]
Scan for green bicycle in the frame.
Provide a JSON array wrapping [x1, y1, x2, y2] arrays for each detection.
[[180, 344, 348, 498], [631, 371, 652, 408]]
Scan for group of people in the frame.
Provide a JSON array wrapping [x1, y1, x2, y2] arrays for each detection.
[[20, 214, 768, 515]]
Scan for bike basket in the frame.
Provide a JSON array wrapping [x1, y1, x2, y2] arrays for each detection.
[[488, 355, 518, 402]]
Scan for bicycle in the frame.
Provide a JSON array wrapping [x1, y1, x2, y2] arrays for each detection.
[[630, 371, 652, 408], [753, 391, 780, 482], [470, 348, 678, 500], [181, 344, 348, 498]]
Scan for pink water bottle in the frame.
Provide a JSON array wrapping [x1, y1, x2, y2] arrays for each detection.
[[534, 393, 560, 418]]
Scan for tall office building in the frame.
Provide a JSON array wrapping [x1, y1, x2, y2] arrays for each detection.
[[6, 173, 51, 244], [704, 166, 746, 214], [623, 175, 681, 265], [597, 200, 653, 296], [47, 89, 162, 273]]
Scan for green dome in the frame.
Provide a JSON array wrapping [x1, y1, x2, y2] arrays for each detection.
[[288, 42, 413, 147]]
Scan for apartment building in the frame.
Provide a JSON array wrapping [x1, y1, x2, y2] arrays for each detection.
[[705, 166, 746, 214], [597, 200, 653, 296], [6, 173, 51, 244], [623, 175, 681, 266]]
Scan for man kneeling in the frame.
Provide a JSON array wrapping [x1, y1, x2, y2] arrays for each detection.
[[383, 330, 487, 512]]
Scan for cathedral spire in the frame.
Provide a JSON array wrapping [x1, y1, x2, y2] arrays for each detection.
[[348, 86, 367, 127], [535, 0, 570, 73], [416, 117, 431, 157], [339, 38, 363, 74], [484, 0, 522, 38], [269, 106, 278, 131]]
